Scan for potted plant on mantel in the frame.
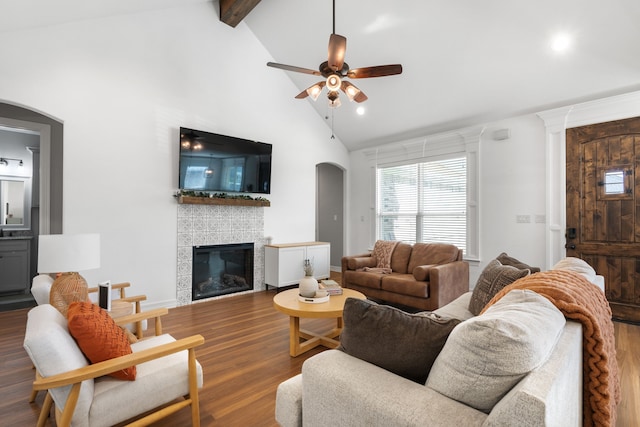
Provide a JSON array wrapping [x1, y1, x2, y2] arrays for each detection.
[[174, 190, 270, 207]]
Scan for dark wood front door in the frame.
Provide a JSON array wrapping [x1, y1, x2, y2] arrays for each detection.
[[566, 116, 640, 323]]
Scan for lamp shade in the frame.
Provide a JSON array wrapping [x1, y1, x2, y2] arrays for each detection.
[[38, 233, 101, 274]]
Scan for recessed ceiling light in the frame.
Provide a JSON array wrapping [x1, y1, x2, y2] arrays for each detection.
[[356, 106, 365, 115], [550, 33, 572, 53]]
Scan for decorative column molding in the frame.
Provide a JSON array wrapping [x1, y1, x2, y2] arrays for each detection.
[[537, 90, 640, 269]]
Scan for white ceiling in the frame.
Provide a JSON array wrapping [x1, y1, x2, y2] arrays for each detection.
[[3, 0, 640, 151]]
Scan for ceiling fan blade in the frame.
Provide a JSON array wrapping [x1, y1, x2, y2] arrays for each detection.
[[346, 64, 403, 79], [267, 62, 322, 76], [327, 34, 347, 71], [295, 81, 326, 100], [340, 81, 368, 103]]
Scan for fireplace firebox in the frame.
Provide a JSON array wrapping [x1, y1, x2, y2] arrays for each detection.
[[192, 243, 254, 301]]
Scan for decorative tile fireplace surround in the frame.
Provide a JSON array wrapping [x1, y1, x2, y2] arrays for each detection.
[[176, 204, 266, 306]]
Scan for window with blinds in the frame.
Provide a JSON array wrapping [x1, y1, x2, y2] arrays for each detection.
[[377, 157, 467, 253]]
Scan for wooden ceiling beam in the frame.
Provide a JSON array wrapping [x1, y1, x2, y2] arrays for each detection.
[[220, 0, 262, 28]]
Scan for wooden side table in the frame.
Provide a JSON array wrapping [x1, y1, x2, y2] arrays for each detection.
[[273, 288, 366, 357]]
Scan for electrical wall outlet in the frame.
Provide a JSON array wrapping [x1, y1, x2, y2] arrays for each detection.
[[535, 214, 546, 224], [516, 215, 531, 223]]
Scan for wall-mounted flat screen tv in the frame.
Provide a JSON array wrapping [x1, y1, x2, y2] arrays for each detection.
[[179, 127, 272, 194]]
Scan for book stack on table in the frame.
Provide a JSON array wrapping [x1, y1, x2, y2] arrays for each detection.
[[320, 279, 343, 295]]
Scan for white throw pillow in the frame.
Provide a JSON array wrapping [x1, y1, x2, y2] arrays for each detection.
[[551, 257, 597, 283], [426, 289, 565, 413]]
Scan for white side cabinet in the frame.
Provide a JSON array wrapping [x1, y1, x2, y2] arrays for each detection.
[[264, 242, 330, 289]]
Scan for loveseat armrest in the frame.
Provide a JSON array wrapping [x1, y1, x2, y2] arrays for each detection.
[[275, 374, 303, 427], [428, 261, 469, 308], [341, 252, 375, 272], [293, 349, 487, 427]]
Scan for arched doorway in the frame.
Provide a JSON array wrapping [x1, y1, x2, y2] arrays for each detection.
[[316, 162, 344, 271]]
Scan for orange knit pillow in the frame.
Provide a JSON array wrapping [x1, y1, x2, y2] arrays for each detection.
[[67, 301, 136, 380]]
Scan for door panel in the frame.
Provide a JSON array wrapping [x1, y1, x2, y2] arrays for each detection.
[[566, 116, 640, 323]]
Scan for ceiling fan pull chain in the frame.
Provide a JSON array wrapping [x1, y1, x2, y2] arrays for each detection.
[[331, 108, 336, 139]]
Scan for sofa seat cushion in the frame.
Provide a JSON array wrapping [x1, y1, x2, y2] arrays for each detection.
[[89, 334, 204, 427], [426, 289, 566, 413], [381, 274, 429, 298], [407, 243, 459, 273], [342, 270, 383, 290], [339, 298, 461, 383]]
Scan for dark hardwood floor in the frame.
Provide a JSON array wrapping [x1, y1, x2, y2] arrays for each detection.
[[1, 277, 638, 426]]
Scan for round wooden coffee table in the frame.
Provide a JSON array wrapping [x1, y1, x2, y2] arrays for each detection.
[[273, 287, 366, 357]]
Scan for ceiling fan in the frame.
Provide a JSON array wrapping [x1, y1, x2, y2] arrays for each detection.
[[267, 0, 402, 108]]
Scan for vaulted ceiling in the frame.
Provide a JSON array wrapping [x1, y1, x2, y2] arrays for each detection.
[[2, 0, 640, 151]]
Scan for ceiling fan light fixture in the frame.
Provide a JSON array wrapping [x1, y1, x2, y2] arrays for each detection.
[[327, 91, 341, 108], [307, 83, 324, 101], [326, 74, 341, 91]]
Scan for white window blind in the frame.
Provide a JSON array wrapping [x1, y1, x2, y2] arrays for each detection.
[[377, 157, 467, 253]]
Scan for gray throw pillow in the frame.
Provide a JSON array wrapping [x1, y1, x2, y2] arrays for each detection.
[[496, 252, 541, 273], [426, 290, 566, 413], [338, 298, 461, 384], [468, 259, 530, 315]]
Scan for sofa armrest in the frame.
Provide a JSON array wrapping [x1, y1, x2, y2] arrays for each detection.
[[275, 374, 303, 427], [429, 261, 469, 307], [294, 350, 487, 427], [341, 252, 374, 272]]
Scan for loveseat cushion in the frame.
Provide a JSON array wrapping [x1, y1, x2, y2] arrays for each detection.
[[426, 289, 565, 413], [338, 297, 461, 383], [390, 242, 413, 274], [380, 274, 429, 298], [347, 256, 376, 270], [67, 301, 136, 380], [468, 259, 530, 315], [407, 243, 460, 273], [342, 270, 384, 290], [551, 257, 597, 283]]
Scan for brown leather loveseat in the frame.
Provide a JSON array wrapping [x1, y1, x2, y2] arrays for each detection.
[[341, 242, 469, 311]]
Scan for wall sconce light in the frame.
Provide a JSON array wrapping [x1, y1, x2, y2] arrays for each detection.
[[0, 157, 24, 167]]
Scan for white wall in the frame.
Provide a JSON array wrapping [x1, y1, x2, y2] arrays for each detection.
[[347, 113, 547, 287], [0, 3, 349, 307]]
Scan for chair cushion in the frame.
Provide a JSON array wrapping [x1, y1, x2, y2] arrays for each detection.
[[468, 259, 530, 315], [89, 334, 204, 427], [67, 301, 136, 380], [426, 290, 565, 413], [338, 298, 461, 384], [23, 304, 94, 427]]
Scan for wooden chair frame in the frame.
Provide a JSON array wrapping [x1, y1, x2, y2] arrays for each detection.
[[87, 282, 148, 338], [34, 334, 204, 427]]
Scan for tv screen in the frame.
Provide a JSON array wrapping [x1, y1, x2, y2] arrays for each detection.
[[178, 127, 272, 194]]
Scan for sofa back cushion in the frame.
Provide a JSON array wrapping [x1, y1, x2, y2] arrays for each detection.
[[390, 242, 413, 274], [407, 243, 460, 273], [338, 298, 461, 384], [23, 304, 94, 427], [426, 290, 565, 413]]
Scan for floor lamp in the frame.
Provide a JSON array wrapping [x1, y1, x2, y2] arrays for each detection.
[[37, 233, 100, 315]]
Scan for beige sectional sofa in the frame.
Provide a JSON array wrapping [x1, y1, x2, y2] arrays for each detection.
[[341, 242, 469, 311], [275, 290, 582, 427]]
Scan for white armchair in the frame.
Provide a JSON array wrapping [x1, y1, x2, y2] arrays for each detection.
[[23, 304, 204, 427]]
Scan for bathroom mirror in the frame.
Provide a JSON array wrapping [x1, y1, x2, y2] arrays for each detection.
[[0, 178, 30, 228]]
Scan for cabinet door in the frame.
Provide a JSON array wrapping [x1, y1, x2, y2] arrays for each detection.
[[277, 246, 307, 286], [307, 244, 330, 279], [0, 246, 29, 295]]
